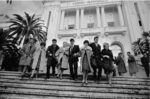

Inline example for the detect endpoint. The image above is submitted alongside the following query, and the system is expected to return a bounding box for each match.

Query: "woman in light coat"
[19,38,36,78]
[30,42,47,79]
[55,42,69,79]
[80,40,93,85]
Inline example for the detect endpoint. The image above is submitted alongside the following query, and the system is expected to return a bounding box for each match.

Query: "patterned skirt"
[82,54,90,72]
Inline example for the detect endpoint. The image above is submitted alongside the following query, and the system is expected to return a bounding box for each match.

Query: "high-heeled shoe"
[108,81,112,86]
[56,74,60,78]
[81,80,84,85]
[85,81,88,85]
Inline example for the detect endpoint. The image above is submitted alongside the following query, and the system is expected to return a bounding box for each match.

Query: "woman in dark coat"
[116,52,127,76]
[101,43,114,85]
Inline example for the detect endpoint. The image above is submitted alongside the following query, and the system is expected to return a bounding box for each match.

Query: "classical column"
[76,9,79,29]
[60,10,65,29]
[80,8,84,28]
[101,6,107,27]
[96,7,101,27]
[117,5,124,26]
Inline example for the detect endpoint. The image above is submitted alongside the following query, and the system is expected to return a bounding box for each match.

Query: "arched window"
[110,45,122,57]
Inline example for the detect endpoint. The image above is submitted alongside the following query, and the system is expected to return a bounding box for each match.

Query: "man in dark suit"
[69,39,80,80]
[141,53,149,77]
[46,39,59,79]
[90,36,102,80]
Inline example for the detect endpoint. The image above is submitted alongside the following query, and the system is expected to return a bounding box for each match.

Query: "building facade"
[42,0,150,62]
[0,0,149,61]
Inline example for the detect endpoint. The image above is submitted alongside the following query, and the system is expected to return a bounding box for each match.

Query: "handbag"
[102,58,114,70]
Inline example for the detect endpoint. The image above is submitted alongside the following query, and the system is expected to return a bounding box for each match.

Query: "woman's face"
[84,43,88,47]
[120,54,123,57]
[104,44,109,49]
[63,42,67,47]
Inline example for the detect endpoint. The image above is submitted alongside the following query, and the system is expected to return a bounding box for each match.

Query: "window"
[87,23,94,28]
[108,22,115,27]
[68,24,75,29]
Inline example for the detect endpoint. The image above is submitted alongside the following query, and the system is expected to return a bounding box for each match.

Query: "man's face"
[94,38,99,43]
[52,41,57,45]
[70,41,74,45]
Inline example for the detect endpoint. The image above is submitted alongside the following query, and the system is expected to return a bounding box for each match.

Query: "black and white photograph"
[0,0,150,98]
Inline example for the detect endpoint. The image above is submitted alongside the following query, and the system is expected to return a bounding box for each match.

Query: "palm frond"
[8,12,47,46]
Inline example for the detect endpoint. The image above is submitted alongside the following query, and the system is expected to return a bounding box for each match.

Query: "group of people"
[18,36,148,86]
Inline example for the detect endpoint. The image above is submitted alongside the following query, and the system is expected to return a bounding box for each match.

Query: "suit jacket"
[46,44,59,65]
[89,43,101,57]
[69,45,80,62]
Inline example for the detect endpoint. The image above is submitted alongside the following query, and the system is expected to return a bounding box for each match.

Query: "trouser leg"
[93,67,97,79]
[46,65,50,78]
[144,64,149,77]
[52,64,56,76]
[113,69,116,77]
[74,62,78,79]
[98,66,102,79]
[69,62,74,79]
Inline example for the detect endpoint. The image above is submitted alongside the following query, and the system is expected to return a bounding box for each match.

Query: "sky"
[0,0,44,17]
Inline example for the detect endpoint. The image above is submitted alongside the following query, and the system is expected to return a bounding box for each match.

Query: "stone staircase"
[0,71,149,99]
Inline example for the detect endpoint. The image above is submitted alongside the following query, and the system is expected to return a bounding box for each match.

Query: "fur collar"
[81,46,92,50]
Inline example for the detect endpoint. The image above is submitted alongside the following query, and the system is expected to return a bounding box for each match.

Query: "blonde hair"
[63,42,70,47]
[103,42,109,47]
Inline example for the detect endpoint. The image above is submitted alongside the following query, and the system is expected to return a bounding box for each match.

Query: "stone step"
[0,78,149,90]
[0,76,149,86]
[0,87,149,99]
[0,73,150,82]
[0,94,80,99]
[0,71,150,80]
[0,82,149,95]
[0,71,149,99]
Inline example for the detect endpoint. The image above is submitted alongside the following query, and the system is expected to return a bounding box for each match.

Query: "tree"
[132,32,150,56]
[0,28,18,52]
[8,12,47,45]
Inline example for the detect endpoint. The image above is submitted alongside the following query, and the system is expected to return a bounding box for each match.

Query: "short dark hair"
[70,38,74,42]
[52,39,57,42]
[40,42,46,47]
[94,36,99,40]
[83,40,89,45]
[127,52,130,54]
[119,52,123,56]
